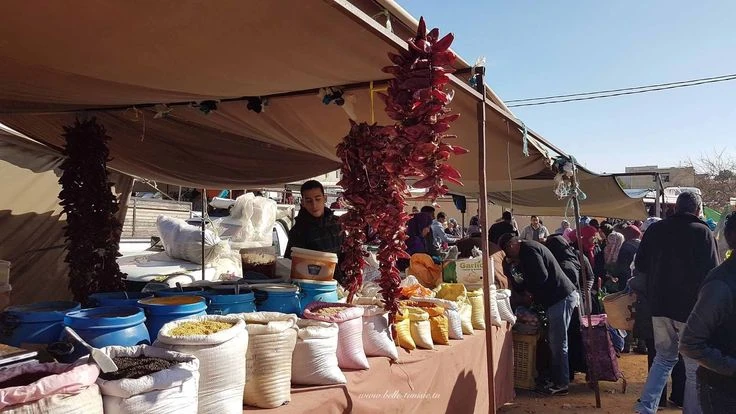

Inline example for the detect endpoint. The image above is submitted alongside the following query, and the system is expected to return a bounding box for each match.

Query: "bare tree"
[687,148,736,208]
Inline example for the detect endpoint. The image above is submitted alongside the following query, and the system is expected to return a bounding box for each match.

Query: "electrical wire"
[506,73,736,108]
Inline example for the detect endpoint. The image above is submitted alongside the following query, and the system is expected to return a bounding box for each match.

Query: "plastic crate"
[512,332,539,390]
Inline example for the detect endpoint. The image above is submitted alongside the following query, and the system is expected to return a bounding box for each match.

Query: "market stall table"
[243,323,514,413]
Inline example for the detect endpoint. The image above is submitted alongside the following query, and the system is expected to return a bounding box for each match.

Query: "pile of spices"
[99,356,175,381]
[169,320,233,336]
[313,307,343,317]
[0,371,54,388]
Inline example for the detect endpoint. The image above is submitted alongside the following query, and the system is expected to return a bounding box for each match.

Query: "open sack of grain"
[358,305,399,360]
[238,312,298,408]
[303,303,369,370]
[154,315,246,414]
[96,345,199,414]
[0,362,102,414]
[292,319,345,386]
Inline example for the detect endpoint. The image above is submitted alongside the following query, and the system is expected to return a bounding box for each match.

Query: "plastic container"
[0,301,81,347]
[154,286,209,297]
[512,332,540,390]
[294,279,338,315]
[241,246,277,278]
[252,284,300,314]
[63,306,150,356]
[89,291,154,307]
[138,296,208,340]
[205,283,256,315]
[290,247,338,281]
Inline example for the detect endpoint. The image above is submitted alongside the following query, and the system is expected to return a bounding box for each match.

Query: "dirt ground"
[499,353,681,414]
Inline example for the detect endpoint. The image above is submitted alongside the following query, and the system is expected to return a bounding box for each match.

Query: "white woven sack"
[238,312,298,408]
[410,297,463,340]
[458,300,474,335]
[154,315,246,414]
[292,320,345,385]
[359,305,399,360]
[96,345,199,414]
[2,384,103,414]
[496,289,516,325]
[490,285,503,327]
[156,215,223,264]
[303,304,369,370]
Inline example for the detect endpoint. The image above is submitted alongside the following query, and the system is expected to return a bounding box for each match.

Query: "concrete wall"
[620,165,695,189]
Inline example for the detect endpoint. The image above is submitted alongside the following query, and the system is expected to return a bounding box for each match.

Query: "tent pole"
[571,164,601,408]
[474,67,497,413]
[178,186,182,202]
[202,188,206,281]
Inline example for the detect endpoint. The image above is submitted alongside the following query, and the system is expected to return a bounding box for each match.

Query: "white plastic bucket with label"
[290,248,338,281]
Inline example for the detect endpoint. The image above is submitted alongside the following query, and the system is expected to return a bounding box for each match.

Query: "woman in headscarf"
[602,224,625,266]
[398,212,438,272]
[555,220,571,235]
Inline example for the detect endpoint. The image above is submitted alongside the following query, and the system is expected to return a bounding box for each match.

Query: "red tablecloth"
[244,323,514,414]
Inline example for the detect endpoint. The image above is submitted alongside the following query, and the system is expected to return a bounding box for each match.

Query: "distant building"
[620,165,695,189]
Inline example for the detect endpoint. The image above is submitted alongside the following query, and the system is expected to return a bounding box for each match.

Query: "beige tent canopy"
[0,0,644,220]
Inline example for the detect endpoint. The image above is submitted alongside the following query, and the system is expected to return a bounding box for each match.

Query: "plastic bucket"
[89,292,154,308]
[138,296,208,340]
[205,291,257,315]
[0,301,81,347]
[241,246,277,278]
[252,284,300,314]
[290,247,338,281]
[153,286,209,297]
[63,306,150,359]
[294,279,338,315]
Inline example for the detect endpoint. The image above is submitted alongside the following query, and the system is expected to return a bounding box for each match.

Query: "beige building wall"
[620,165,695,189]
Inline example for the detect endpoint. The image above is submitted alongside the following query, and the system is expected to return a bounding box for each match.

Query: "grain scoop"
[64,326,118,373]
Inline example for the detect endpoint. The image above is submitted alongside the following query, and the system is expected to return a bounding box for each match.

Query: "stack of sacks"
[435,283,473,335]
[401,301,449,345]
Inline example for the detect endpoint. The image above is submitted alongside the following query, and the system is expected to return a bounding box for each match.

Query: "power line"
[507,75,736,108]
[506,72,736,103]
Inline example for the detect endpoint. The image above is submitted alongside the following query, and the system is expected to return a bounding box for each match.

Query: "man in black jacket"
[680,211,736,413]
[634,191,719,414]
[285,180,343,280]
[499,234,577,395]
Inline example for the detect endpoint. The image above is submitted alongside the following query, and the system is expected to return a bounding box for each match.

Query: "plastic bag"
[219,194,277,248]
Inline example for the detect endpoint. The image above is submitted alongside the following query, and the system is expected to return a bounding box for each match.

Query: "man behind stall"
[285,180,343,279]
[499,233,577,396]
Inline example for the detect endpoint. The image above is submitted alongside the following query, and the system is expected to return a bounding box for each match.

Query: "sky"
[399,1,736,174]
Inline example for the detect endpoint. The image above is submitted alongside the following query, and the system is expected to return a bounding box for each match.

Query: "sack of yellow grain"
[401,301,449,345]
[467,289,485,330]
[393,309,415,351]
[405,307,433,350]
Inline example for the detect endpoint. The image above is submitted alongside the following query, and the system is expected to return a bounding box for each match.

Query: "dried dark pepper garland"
[59,117,127,305]
[337,17,466,320]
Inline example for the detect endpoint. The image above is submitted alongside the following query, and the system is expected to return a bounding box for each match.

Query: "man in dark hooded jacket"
[285,181,343,279]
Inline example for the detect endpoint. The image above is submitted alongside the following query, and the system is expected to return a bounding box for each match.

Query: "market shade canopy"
[0,0,643,217]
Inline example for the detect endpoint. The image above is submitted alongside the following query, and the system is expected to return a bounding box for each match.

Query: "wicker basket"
[602,291,636,331]
[512,332,539,390]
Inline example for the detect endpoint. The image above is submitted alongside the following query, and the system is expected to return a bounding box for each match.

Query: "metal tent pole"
[202,188,206,281]
[570,164,602,408]
[474,67,497,414]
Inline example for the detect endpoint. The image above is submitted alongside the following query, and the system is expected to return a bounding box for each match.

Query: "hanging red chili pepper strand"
[336,17,467,322]
[380,17,468,199]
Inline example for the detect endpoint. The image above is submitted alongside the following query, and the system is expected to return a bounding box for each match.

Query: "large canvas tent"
[0,0,645,307]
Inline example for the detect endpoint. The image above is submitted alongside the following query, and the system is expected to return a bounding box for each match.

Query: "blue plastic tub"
[0,301,81,347]
[153,287,209,297]
[63,306,150,356]
[204,284,256,315]
[138,296,207,340]
[294,280,339,315]
[89,292,153,307]
[253,284,300,314]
